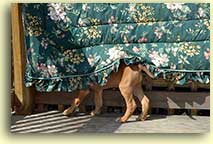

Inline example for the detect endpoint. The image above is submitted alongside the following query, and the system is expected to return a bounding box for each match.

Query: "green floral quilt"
[22,3,210,92]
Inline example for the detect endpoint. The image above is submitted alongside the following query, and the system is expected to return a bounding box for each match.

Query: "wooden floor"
[11,110,209,133]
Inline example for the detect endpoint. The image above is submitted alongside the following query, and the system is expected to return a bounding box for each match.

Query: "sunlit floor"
[11,110,209,133]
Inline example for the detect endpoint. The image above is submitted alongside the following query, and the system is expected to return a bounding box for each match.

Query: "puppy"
[63,62,154,122]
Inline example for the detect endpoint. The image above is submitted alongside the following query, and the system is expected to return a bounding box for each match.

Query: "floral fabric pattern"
[22,3,210,92]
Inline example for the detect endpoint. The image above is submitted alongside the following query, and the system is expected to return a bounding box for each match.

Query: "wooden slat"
[11,3,35,114]
[35,90,210,110]
[35,92,78,105]
[147,91,210,109]
[142,78,210,90]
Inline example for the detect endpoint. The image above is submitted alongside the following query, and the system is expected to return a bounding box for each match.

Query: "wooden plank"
[147,91,210,109]
[143,78,210,90]
[11,39,14,110]
[35,90,210,110]
[11,3,35,114]
[35,92,78,105]
[11,89,15,111]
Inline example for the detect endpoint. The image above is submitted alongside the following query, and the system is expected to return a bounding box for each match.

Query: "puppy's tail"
[138,64,154,79]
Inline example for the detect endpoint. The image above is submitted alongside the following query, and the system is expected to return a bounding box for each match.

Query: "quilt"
[21,3,210,92]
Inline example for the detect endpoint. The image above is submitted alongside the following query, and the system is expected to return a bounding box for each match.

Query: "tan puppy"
[63,62,154,122]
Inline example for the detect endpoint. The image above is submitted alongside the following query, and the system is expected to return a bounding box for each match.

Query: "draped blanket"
[22,3,210,92]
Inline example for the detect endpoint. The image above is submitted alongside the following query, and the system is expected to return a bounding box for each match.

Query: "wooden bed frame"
[11,4,210,115]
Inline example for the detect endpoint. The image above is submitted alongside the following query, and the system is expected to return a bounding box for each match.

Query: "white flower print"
[111,24,118,33]
[108,16,115,24]
[36,63,58,77]
[166,3,183,12]
[198,7,208,18]
[47,64,58,76]
[129,4,136,12]
[82,4,90,11]
[87,55,95,66]
[149,51,169,67]
[132,46,140,52]
[154,29,163,39]
[41,38,49,49]
[48,3,67,22]
[108,46,127,61]
[204,49,210,60]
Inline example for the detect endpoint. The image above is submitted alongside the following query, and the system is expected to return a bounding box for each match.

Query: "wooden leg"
[15,88,35,115]
[168,81,176,91]
[191,82,198,92]
[35,104,45,112]
[155,108,159,114]
[168,109,175,115]
[11,89,15,111]
[11,4,35,115]
[191,109,198,115]
[58,104,64,112]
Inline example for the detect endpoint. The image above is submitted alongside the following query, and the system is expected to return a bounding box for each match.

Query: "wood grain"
[11,3,35,114]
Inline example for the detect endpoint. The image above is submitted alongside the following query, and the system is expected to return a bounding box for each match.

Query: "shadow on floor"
[10,111,123,133]
[10,110,209,133]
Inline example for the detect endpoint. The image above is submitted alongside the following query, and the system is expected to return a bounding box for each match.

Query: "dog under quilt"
[21,3,210,92]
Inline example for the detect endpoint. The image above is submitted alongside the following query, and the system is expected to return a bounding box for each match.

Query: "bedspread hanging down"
[22,3,210,92]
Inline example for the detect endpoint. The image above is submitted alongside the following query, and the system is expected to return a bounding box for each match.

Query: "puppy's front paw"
[136,114,150,121]
[63,105,77,116]
[63,109,70,116]
[118,117,127,123]
[90,110,101,116]
[90,111,96,116]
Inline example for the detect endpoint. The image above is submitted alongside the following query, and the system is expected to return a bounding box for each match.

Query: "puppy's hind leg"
[91,87,103,116]
[133,84,150,121]
[119,86,136,123]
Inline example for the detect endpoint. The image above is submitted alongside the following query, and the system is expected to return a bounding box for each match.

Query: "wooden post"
[58,104,65,112]
[191,82,198,92]
[11,3,35,114]
[168,109,175,115]
[191,109,198,115]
